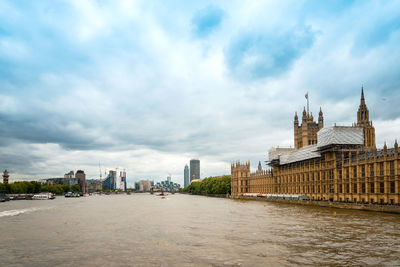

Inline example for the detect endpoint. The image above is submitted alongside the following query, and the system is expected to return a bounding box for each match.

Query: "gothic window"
[361,165,365,177]
[370,182,375,194]
[353,167,357,178]
[353,184,357,194]
[379,162,384,176]
[390,181,395,194]
[380,182,384,194]
[390,161,395,176]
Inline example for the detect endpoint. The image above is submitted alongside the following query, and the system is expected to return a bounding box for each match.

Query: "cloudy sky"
[1,0,400,186]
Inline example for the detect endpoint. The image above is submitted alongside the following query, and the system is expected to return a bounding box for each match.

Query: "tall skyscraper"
[2,170,9,184]
[75,170,86,193]
[184,164,189,187]
[120,171,127,191]
[103,170,117,190]
[189,159,200,181]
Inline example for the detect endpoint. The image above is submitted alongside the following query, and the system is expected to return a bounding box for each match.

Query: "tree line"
[0,181,81,195]
[181,175,231,195]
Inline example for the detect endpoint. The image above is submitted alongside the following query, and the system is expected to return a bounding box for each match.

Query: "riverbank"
[233,196,400,214]
[180,192,227,198]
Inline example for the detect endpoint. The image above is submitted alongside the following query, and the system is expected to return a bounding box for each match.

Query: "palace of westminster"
[231,88,400,204]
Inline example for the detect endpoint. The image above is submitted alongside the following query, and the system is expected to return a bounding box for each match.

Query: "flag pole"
[307,91,309,114]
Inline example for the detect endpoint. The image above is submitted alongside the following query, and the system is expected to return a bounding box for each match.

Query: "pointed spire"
[302,107,307,121]
[357,85,370,125]
[383,141,387,155]
[361,85,365,102]
[360,85,367,107]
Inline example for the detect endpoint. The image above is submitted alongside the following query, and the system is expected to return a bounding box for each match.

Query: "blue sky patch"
[192,5,224,38]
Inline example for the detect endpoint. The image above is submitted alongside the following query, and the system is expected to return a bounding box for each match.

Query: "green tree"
[181,175,231,195]
[71,184,80,192]
[61,184,70,193]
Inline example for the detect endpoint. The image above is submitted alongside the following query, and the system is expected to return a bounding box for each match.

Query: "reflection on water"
[0,194,399,266]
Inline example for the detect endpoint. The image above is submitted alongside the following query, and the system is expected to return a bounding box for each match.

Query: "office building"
[64,171,74,178]
[184,164,189,188]
[87,179,103,193]
[190,159,200,181]
[120,171,127,191]
[153,177,180,192]
[135,180,152,192]
[75,170,86,193]
[2,170,9,184]
[103,170,117,190]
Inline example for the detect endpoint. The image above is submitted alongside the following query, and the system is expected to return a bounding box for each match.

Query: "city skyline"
[1,1,400,186]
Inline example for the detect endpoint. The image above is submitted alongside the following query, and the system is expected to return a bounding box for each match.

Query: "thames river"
[0,194,399,266]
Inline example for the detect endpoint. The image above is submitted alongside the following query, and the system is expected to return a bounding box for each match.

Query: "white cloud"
[1,0,400,183]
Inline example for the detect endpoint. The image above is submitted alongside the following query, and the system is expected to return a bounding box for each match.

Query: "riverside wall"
[233,196,400,214]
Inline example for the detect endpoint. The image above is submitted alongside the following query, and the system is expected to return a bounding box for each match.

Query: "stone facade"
[231,88,400,204]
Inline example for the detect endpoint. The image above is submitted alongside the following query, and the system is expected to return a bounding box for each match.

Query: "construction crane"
[99,162,102,181]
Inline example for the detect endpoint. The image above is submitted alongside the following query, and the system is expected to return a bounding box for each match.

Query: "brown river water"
[0,194,399,266]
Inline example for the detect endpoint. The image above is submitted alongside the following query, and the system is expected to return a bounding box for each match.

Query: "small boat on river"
[32,193,55,200]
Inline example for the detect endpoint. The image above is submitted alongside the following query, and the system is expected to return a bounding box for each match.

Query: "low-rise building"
[153,177,180,192]
[87,179,103,193]
[43,177,78,186]
[135,180,153,192]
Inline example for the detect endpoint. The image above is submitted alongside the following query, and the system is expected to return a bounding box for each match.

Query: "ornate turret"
[2,170,9,184]
[318,107,324,129]
[258,161,262,171]
[294,105,323,149]
[383,142,388,156]
[294,112,298,126]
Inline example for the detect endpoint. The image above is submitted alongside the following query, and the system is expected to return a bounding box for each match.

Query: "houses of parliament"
[231,88,400,204]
